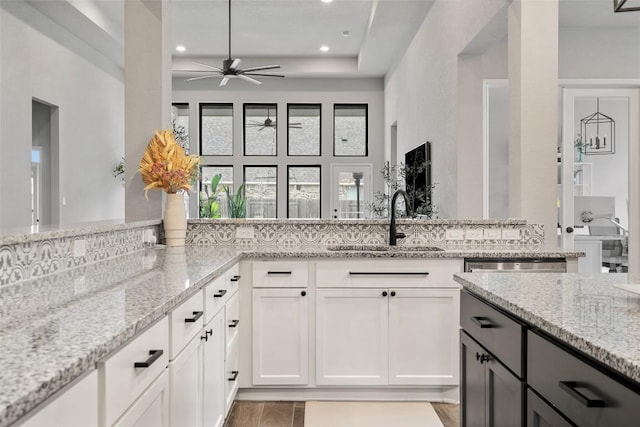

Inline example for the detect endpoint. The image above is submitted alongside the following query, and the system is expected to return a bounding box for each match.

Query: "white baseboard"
[236,387,460,404]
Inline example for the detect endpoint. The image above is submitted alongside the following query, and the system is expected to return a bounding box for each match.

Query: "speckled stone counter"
[0,244,581,427]
[454,272,640,385]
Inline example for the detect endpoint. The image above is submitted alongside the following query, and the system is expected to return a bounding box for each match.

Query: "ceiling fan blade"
[220,76,230,86]
[244,73,285,78]
[185,74,221,82]
[230,58,242,69]
[237,74,262,85]
[257,126,267,131]
[240,65,280,72]
[191,61,223,72]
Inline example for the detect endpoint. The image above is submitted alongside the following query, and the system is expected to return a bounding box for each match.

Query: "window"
[288,104,321,156]
[171,103,190,150]
[200,103,233,156]
[244,166,277,218]
[200,166,233,218]
[288,166,321,218]
[244,104,277,156]
[334,104,368,156]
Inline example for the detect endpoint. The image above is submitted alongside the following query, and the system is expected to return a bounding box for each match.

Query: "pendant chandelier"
[580,98,615,155]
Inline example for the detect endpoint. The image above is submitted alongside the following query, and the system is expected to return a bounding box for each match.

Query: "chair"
[589,218,627,272]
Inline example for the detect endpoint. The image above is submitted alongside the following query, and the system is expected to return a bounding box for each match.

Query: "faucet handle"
[396,232,406,239]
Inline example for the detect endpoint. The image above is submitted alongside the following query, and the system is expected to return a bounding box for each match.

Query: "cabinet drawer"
[252,261,308,287]
[528,331,640,427]
[225,336,240,413]
[101,317,169,427]
[460,291,524,377]
[316,259,461,288]
[226,263,241,295]
[225,291,240,353]
[169,291,204,359]
[204,274,227,323]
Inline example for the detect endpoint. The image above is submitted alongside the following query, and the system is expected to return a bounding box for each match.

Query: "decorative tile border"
[186,219,545,250]
[0,223,161,288]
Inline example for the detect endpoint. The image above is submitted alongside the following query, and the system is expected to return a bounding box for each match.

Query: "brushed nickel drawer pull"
[559,381,606,408]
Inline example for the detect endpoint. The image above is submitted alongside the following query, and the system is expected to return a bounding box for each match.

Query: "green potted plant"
[225,184,247,218]
[199,174,223,218]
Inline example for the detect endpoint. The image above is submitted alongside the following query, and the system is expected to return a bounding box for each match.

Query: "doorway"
[560,87,639,273]
[32,99,59,226]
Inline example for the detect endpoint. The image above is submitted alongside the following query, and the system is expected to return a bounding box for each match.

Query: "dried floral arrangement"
[139,129,199,197]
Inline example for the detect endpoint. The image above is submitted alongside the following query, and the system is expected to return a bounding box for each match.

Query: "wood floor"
[224,401,459,427]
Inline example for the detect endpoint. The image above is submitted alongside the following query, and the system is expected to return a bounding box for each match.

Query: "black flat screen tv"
[404,141,432,216]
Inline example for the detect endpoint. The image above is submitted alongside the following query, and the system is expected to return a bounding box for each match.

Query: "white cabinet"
[315,259,460,387]
[18,371,98,427]
[316,288,389,386]
[169,335,202,427]
[388,289,459,385]
[252,288,309,385]
[101,317,169,427]
[202,310,225,427]
[112,371,170,427]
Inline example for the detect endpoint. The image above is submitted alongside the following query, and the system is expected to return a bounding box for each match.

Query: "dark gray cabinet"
[461,290,525,427]
[462,289,640,427]
[527,389,574,427]
[461,331,524,427]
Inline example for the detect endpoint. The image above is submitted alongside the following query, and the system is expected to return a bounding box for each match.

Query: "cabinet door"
[169,335,202,427]
[486,352,523,427]
[527,389,574,427]
[252,288,309,385]
[461,332,486,427]
[20,371,98,427]
[112,371,170,427]
[202,311,225,427]
[388,289,459,385]
[316,288,388,385]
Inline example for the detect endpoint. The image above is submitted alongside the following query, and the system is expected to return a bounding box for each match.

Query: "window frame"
[198,165,234,218]
[333,103,369,157]
[243,103,278,157]
[199,103,234,157]
[243,165,279,219]
[286,165,322,219]
[287,103,322,156]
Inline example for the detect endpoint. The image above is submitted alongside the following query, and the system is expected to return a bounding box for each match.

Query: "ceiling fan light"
[614,0,640,12]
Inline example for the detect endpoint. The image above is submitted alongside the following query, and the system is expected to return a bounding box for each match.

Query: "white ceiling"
[18,0,640,79]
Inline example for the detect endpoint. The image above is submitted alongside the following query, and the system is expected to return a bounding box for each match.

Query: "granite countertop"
[0,244,582,427]
[454,272,640,385]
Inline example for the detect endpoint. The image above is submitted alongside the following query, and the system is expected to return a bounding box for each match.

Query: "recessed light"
[176,45,186,52]
[320,45,330,52]
[342,30,351,37]
[321,0,333,3]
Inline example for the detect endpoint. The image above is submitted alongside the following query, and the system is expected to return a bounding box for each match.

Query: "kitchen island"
[455,272,640,426]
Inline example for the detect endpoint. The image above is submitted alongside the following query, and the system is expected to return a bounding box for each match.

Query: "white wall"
[384,0,506,218]
[173,77,385,219]
[0,2,124,229]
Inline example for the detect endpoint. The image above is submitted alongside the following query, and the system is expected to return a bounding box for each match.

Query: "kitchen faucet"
[389,189,413,245]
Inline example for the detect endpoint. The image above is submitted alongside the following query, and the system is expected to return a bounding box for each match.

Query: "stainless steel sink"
[326,245,444,252]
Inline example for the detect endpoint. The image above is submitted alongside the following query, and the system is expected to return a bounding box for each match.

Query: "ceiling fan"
[246,109,302,131]
[183,0,285,86]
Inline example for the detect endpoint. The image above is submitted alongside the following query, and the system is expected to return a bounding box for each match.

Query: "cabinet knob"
[390,291,396,297]
[479,353,492,364]
[382,291,388,297]
[566,226,574,234]
[301,290,306,296]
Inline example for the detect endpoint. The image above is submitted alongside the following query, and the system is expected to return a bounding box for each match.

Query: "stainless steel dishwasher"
[464,258,567,273]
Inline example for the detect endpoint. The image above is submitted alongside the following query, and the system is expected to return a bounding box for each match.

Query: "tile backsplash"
[187,219,544,251]
[0,222,160,287]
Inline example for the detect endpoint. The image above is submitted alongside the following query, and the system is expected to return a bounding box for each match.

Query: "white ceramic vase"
[164,193,187,247]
